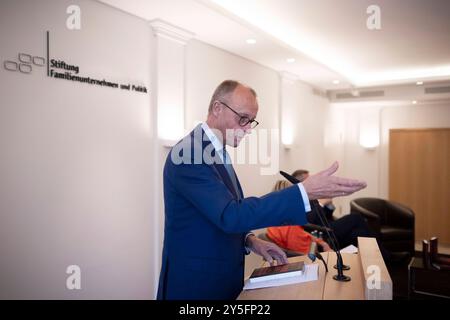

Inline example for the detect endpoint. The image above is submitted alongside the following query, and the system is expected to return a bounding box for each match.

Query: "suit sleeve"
[167,159,308,234]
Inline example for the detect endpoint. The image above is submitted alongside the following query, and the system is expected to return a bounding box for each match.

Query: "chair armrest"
[350,202,381,232]
[387,202,415,228]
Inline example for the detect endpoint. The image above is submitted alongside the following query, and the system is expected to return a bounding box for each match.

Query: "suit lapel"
[195,126,240,200]
[213,161,240,200]
[235,174,244,199]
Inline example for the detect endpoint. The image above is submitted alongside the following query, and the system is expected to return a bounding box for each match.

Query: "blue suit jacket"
[157,124,307,300]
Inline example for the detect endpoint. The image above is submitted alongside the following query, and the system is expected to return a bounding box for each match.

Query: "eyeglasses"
[218,101,259,129]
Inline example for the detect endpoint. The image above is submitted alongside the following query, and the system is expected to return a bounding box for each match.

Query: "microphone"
[279,170,300,185]
[307,240,318,262]
[279,170,351,282]
[307,239,329,273]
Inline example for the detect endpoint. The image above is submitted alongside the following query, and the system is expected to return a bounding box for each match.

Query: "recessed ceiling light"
[332,80,340,85]
[416,81,423,85]
[246,39,256,44]
[286,58,296,63]
[412,100,417,104]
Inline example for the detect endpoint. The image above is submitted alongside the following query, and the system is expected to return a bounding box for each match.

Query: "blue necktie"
[222,148,241,200]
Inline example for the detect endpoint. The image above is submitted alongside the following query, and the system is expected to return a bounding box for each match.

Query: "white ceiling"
[99,0,450,91]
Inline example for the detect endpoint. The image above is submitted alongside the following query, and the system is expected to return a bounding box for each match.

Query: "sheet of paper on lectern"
[339,244,358,254]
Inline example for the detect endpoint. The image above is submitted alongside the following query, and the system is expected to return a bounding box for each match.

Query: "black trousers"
[330,213,373,247]
[308,208,392,261]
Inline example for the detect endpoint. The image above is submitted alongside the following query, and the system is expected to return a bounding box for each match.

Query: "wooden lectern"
[238,237,392,300]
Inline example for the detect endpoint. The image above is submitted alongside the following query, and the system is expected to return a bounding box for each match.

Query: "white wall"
[324,104,383,215]
[0,0,155,299]
[279,81,328,175]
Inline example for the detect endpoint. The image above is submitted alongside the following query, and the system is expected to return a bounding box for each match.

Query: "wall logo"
[4,53,46,74]
[3,31,148,94]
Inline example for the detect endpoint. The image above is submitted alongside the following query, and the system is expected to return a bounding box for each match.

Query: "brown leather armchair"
[350,197,415,257]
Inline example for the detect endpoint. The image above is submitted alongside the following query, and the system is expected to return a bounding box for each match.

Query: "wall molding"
[149,19,195,45]
[279,71,299,84]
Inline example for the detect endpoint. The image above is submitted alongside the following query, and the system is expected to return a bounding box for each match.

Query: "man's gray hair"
[208,80,257,113]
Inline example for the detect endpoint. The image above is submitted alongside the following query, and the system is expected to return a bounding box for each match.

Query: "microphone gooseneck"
[311,200,351,281]
[310,201,350,271]
[315,251,328,273]
[279,170,351,282]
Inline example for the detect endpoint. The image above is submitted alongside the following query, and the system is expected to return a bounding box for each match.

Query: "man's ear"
[211,101,222,117]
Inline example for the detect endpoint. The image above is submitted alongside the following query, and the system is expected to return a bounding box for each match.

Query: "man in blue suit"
[157,80,366,300]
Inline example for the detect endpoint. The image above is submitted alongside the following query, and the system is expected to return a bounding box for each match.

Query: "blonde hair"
[272,180,292,192]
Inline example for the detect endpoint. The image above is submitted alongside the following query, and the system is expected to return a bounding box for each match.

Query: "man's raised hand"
[302,162,367,200]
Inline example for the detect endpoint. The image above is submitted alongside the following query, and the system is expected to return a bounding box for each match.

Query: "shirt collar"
[201,122,224,154]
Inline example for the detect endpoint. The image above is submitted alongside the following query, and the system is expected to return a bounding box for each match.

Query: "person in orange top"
[267,180,332,254]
